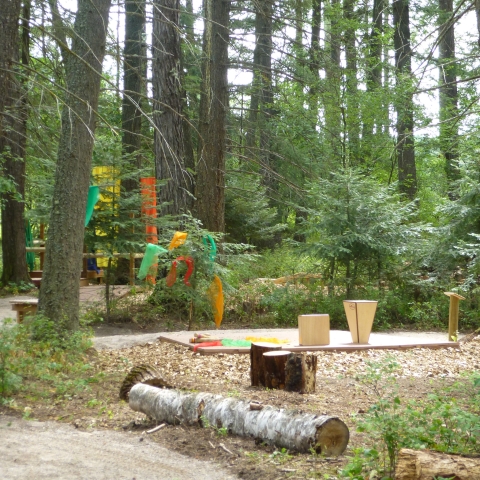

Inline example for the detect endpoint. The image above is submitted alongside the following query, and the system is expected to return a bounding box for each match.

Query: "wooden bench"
[86,270,104,284]
[9,298,38,323]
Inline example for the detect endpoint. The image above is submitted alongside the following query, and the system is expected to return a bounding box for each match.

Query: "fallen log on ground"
[128,383,349,455]
[395,448,480,480]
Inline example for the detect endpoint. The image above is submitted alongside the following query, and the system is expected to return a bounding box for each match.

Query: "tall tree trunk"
[153,0,191,215]
[476,0,480,47]
[38,0,112,331]
[122,0,145,193]
[246,0,274,187]
[308,0,321,119]
[0,0,22,138]
[324,0,342,166]
[181,0,197,191]
[393,0,417,200]
[361,0,383,160]
[0,0,30,285]
[195,0,230,233]
[438,0,459,195]
[343,0,359,165]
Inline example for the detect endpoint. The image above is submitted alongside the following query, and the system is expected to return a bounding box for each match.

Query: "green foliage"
[225,157,286,245]
[301,169,420,296]
[341,360,480,479]
[0,321,23,398]
[0,315,96,401]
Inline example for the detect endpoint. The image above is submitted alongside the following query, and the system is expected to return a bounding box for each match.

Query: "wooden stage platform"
[159,328,459,355]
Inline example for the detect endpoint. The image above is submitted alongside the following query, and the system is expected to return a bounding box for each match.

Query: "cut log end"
[119,364,172,401]
[314,417,350,456]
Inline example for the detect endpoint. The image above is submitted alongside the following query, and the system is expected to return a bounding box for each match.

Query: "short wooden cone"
[263,351,291,389]
[343,300,378,344]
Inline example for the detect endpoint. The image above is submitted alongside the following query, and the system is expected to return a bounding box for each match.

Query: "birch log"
[129,383,350,455]
[395,448,480,480]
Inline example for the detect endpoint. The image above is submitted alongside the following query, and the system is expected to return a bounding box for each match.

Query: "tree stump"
[395,448,480,480]
[250,342,282,387]
[285,353,317,394]
[263,351,291,389]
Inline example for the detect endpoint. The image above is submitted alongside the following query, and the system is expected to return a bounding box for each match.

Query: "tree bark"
[285,353,317,394]
[393,0,417,200]
[343,0,359,165]
[438,0,459,194]
[0,0,30,285]
[115,0,145,284]
[122,0,145,193]
[263,351,291,389]
[129,383,350,455]
[195,0,230,233]
[361,0,383,160]
[153,0,191,215]
[395,448,480,480]
[325,0,343,166]
[0,0,22,139]
[38,0,112,331]
[250,342,282,387]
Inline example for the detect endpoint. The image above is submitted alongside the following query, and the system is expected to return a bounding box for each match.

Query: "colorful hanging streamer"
[166,256,195,287]
[169,231,188,250]
[207,275,224,328]
[138,243,168,280]
[202,235,217,263]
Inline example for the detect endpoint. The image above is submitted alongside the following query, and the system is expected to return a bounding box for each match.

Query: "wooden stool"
[9,299,38,323]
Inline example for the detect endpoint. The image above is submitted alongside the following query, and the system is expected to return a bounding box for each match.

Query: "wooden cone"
[263,351,291,389]
[250,342,282,387]
[285,353,317,394]
[343,300,378,343]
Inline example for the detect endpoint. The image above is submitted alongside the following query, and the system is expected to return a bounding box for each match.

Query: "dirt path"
[0,415,236,480]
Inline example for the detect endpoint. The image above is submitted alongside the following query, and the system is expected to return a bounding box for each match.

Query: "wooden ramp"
[159,328,459,355]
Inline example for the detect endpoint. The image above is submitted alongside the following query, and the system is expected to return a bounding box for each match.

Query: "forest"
[3,2,480,478]
[1,0,480,332]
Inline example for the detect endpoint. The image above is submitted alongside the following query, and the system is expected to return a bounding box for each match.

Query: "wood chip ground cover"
[3,338,480,479]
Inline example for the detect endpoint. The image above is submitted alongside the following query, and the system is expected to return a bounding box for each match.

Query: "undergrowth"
[0,315,99,403]
[340,358,480,479]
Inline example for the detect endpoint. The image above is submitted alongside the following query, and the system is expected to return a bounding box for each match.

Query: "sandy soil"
[0,415,236,480]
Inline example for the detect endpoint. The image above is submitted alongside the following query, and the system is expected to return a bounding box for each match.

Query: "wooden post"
[129,252,135,286]
[444,292,466,341]
[285,353,317,394]
[39,223,45,270]
[250,342,282,387]
[263,351,291,389]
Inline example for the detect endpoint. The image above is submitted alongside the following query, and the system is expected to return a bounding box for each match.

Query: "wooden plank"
[159,332,459,356]
[26,247,144,259]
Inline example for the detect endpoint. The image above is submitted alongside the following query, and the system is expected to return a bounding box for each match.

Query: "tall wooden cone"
[343,300,378,344]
